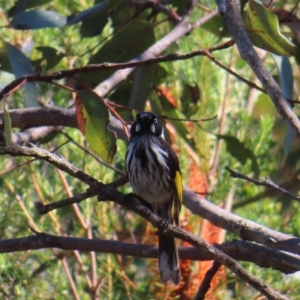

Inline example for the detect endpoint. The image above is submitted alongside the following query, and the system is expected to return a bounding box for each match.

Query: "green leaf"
[252,93,276,120]
[77,90,116,163]
[8,0,52,17]
[80,8,108,37]
[180,83,201,118]
[273,55,294,164]
[245,0,297,56]
[152,65,168,85]
[80,20,155,88]
[109,0,135,28]
[6,43,34,77]
[5,43,38,107]
[10,10,67,29]
[0,50,13,73]
[34,46,65,71]
[67,1,107,25]
[128,66,154,111]
[3,103,12,146]
[217,134,259,178]
[200,14,227,37]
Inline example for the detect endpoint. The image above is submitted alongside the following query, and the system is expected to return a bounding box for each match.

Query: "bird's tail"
[158,235,180,285]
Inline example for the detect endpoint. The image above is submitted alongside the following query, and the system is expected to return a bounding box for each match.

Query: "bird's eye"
[154,118,157,124]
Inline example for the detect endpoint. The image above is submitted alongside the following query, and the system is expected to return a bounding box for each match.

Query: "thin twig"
[97,193,288,299]
[0,144,99,186]
[203,49,265,93]
[0,11,220,100]
[34,190,97,215]
[194,261,222,300]
[226,167,300,203]
[61,131,125,175]
[183,187,300,255]
[61,257,80,300]
[34,176,128,214]
[220,0,300,137]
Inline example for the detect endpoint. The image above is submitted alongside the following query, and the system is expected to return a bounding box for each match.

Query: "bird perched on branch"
[125,111,182,285]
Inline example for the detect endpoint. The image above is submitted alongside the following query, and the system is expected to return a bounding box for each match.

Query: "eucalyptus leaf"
[217,134,260,178]
[8,0,52,17]
[245,0,297,56]
[273,55,294,164]
[67,1,108,25]
[80,20,155,88]
[34,46,65,70]
[10,10,67,29]
[5,43,38,107]
[128,66,154,111]
[76,90,116,163]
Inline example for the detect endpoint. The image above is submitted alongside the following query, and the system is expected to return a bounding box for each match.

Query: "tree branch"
[0,233,298,275]
[10,126,61,144]
[97,194,287,299]
[0,144,98,186]
[0,11,220,100]
[0,143,294,298]
[226,167,300,203]
[220,0,300,136]
[0,232,292,300]
[194,260,222,300]
[2,144,300,258]
[94,11,218,96]
[2,143,300,262]
[0,106,77,129]
[184,187,300,255]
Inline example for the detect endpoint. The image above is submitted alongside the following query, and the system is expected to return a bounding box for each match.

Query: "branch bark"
[0,144,98,186]
[184,187,300,255]
[194,261,222,300]
[220,0,300,136]
[0,144,294,299]
[94,11,218,96]
[0,106,77,129]
[1,144,300,257]
[0,234,297,274]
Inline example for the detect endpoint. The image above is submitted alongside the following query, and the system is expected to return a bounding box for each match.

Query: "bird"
[125,111,182,285]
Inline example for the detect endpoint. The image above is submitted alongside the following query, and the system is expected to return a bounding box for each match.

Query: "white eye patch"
[135,123,141,132]
[150,124,155,133]
[160,127,165,140]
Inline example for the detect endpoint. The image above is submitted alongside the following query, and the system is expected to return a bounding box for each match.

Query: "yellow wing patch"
[174,171,183,207]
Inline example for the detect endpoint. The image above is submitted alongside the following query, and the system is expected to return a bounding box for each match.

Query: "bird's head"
[130,112,163,137]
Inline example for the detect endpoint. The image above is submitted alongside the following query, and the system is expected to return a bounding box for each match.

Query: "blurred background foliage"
[1,0,300,299]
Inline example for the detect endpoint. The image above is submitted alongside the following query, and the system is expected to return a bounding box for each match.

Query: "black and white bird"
[125,111,182,285]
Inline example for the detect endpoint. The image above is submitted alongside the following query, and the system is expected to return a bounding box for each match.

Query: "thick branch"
[184,187,300,255]
[220,0,300,136]
[2,143,299,260]
[0,233,298,275]
[0,144,98,186]
[97,193,287,299]
[0,107,127,141]
[94,11,218,96]
[0,144,293,298]
[0,107,77,129]
[10,126,61,144]
[0,233,292,300]
[0,32,234,100]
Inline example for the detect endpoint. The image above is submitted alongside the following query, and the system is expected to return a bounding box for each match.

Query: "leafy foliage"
[0,0,300,299]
